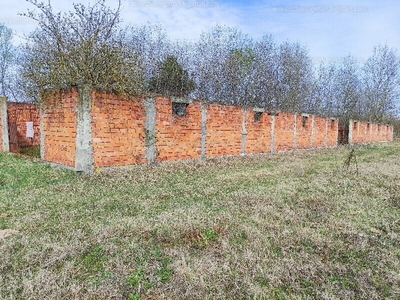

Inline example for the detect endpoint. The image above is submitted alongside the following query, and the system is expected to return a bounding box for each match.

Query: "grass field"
[0,142,399,299]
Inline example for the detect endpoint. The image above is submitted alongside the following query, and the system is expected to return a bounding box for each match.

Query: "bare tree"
[334,56,363,126]
[21,0,145,102]
[0,23,14,97]
[126,23,171,83]
[252,35,279,110]
[362,45,400,123]
[313,61,338,117]
[223,47,256,106]
[192,25,252,103]
[276,41,314,113]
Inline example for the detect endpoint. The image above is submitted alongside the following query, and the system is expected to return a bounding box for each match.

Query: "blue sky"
[1,0,399,63]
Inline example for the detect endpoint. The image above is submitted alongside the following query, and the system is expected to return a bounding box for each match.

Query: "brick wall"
[91,92,146,167]
[155,98,202,161]
[312,116,326,148]
[349,120,393,144]
[245,109,271,154]
[327,118,339,147]
[274,112,295,151]
[41,90,78,167]
[206,103,242,157]
[7,102,40,150]
[296,114,312,149]
[37,89,395,171]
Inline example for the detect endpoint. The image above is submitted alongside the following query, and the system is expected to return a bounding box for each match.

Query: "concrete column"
[270,113,276,153]
[241,108,247,155]
[348,119,353,145]
[293,113,297,149]
[0,96,9,152]
[335,119,339,147]
[310,115,315,148]
[40,104,45,160]
[144,97,157,164]
[324,118,328,148]
[75,85,94,173]
[391,126,394,141]
[200,102,207,160]
[365,122,369,143]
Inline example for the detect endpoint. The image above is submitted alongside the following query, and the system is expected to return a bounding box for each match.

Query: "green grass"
[0,142,399,299]
[18,145,41,158]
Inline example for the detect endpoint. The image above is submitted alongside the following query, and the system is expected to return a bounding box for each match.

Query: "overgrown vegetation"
[18,145,40,158]
[1,142,399,299]
[0,1,399,127]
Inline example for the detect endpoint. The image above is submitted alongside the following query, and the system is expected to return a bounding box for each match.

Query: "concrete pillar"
[75,85,94,173]
[241,108,247,155]
[310,115,315,148]
[365,122,368,143]
[348,119,353,145]
[40,104,45,160]
[270,113,276,153]
[144,97,157,164]
[391,126,394,141]
[335,119,339,147]
[0,96,9,152]
[293,113,297,149]
[201,102,207,160]
[324,118,328,148]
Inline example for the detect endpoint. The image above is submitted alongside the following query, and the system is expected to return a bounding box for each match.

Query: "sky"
[1,0,399,64]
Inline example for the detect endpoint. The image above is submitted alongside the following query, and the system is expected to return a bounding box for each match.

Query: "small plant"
[156,256,172,283]
[140,128,156,146]
[19,146,40,158]
[80,244,107,274]
[128,293,140,300]
[344,148,359,175]
[128,268,144,287]
[203,228,218,241]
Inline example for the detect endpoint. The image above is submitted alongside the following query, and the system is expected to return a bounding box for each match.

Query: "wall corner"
[200,102,207,160]
[75,85,94,173]
[0,96,9,152]
[144,96,157,164]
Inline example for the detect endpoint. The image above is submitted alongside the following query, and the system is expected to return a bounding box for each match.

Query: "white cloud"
[0,0,398,60]
[120,0,240,40]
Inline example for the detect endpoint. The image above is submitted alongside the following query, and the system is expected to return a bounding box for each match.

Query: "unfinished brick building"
[0,97,40,153]
[0,92,394,172]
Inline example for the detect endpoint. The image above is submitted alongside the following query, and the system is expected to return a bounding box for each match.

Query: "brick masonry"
[245,108,271,154]
[91,91,147,167]
[6,102,40,151]
[349,120,393,145]
[274,112,296,151]
[41,90,78,167]
[155,97,202,161]
[1,90,394,170]
[206,103,243,157]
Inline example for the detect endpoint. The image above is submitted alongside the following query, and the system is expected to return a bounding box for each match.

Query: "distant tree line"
[0,0,399,131]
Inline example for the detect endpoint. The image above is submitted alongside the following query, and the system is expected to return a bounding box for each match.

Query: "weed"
[0,142,399,299]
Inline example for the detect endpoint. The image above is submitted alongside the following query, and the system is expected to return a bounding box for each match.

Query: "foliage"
[148,55,195,97]
[0,23,14,97]
[20,0,145,101]
[362,45,400,123]
[0,1,397,127]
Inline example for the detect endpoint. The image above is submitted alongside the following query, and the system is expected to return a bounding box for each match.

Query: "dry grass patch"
[0,142,400,299]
